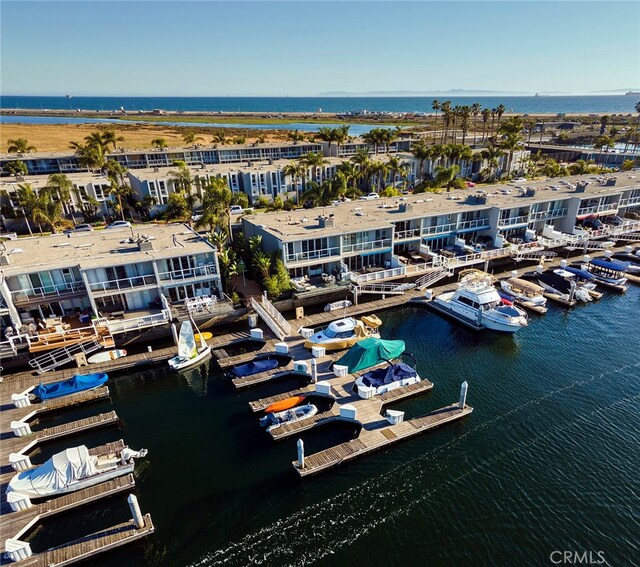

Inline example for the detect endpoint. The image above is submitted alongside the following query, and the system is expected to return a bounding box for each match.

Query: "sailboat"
[168,319,212,370]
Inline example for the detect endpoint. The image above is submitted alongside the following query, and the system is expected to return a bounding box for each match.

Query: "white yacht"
[433,272,528,333]
[304,315,381,351]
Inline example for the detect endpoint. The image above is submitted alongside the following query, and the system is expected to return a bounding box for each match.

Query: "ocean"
[1,95,639,115]
[23,283,640,567]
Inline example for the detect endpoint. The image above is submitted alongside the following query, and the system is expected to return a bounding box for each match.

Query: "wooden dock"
[294,403,473,477]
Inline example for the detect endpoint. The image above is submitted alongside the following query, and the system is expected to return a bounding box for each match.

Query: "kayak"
[194,332,212,342]
[265,395,306,414]
[87,349,127,364]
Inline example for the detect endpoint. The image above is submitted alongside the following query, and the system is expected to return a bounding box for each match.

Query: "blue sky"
[1,1,638,96]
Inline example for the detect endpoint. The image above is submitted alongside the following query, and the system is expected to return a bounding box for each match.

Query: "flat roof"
[0,172,111,191]
[0,223,215,276]
[244,173,640,241]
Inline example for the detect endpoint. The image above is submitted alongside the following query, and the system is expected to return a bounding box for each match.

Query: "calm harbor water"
[24,284,639,567]
[1,95,639,115]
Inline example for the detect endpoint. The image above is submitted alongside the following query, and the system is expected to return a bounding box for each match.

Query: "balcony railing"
[457,218,490,231]
[394,228,421,240]
[284,246,341,264]
[547,208,568,219]
[620,196,640,207]
[342,238,392,254]
[89,274,157,294]
[422,222,457,236]
[95,310,171,334]
[498,214,529,227]
[350,266,407,284]
[578,203,620,216]
[528,211,548,221]
[11,281,86,304]
[157,263,217,282]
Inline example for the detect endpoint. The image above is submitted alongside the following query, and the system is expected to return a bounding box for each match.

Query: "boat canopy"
[561,267,595,280]
[7,445,98,498]
[32,373,108,400]
[506,277,544,294]
[360,362,417,388]
[590,258,629,272]
[335,337,405,373]
[230,358,279,378]
[361,314,382,328]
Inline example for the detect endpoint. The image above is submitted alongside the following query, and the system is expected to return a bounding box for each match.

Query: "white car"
[359,192,380,200]
[512,177,527,183]
[106,220,132,229]
[229,205,244,214]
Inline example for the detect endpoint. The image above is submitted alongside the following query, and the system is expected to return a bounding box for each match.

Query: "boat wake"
[189,361,640,566]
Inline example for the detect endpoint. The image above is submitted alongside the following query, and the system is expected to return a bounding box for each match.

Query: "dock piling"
[459,381,469,409]
[127,494,145,529]
[10,420,32,437]
[297,438,305,469]
[9,453,32,471]
[5,539,33,562]
[311,359,318,383]
[6,491,33,512]
[171,323,179,346]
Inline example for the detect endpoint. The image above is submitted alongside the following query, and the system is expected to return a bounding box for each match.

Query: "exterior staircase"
[415,266,452,290]
[353,282,416,296]
[250,294,291,341]
[28,338,103,374]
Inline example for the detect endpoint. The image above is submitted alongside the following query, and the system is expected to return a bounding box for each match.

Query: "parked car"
[359,192,380,200]
[230,205,244,214]
[64,224,94,234]
[465,181,476,188]
[512,177,527,183]
[106,220,132,229]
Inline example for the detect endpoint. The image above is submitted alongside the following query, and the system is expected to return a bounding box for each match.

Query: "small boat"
[265,395,306,413]
[87,349,127,364]
[260,403,318,431]
[304,315,382,351]
[335,337,406,373]
[553,267,597,302]
[432,271,527,333]
[582,258,628,286]
[499,277,547,307]
[194,332,213,342]
[324,300,353,312]
[526,270,578,302]
[168,320,212,370]
[32,373,108,400]
[229,357,280,378]
[6,444,147,500]
[611,250,640,274]
[355,357,421,399]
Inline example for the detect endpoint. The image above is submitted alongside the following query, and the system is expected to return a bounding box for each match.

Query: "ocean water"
[22,284,640,567]
[1,95,639,115]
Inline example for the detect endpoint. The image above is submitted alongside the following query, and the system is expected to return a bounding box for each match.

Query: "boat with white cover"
[6,444,147,500]
[432,271,528,333]
[304,315,381,351]
[260,403,318,432]
[355,356,421,399]
[168,319,212,370]
[324,299,353,312]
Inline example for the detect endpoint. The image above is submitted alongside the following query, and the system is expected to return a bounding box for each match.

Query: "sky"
[1,1,639,96]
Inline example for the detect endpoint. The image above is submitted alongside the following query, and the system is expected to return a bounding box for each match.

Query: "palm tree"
[410,140,431,182]
[593,135,615,169]
[182,131,204,146]
[490,108,498,140]
[16,183,55,235]
[440,101,451,144]
[499,133,525,179]
[211,130,227,145]
[351,148,372,191]
[495,104,506,133]
[196,177,233,238]
[336,161,360,197]
[315,127,335,152]
[459,106,472,145]
[333,125,350,156]
[431,99,440,142]
[300,152,329,185]
[434,164,461,192]
[481,108,491,142]
[101,129,124,151]
[168,160,193,193]
[282,161,306,204]
[252,251,272,282]
[151,138,168,149]
[217,247,239,292]
[7,138,36,154]
[47,173,73,217]
[103,160,131,220]
[370,161,389,191]
[287,130,306,144]
[480,144,505,181]
[386,156,404,188]
[471,103,482,145]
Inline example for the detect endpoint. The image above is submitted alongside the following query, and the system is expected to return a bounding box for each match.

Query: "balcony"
[498,214,529,228]
[457,218,490,231]
[342,238,392,255]
[529,211,548,221]
[88,274,157,295]
[157,263,218,283]
[11,281,87,306]
[578,203,619,216]
[394,228,421,241]
[422,222,457,236]
[620,196,640,207]
[284,246,341,266]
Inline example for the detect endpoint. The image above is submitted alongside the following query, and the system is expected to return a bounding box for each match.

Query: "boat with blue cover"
[230,357,281,378]
[32,373,108,400]
[581,258,629,286]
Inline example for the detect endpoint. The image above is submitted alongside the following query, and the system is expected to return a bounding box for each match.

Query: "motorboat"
[6,444,147,500]
[168,320,212,370]
[265,396,306,413]
[611,249,640,274]
[355,357,421,399]
[525,270,578,302]
[335,337,406,373]
[432,271,528,333]
[324,300,353,312]
[304,315,382,351]
[229,357,282,378]
[499,277,547,307]
[553,267,597,302]
[32,373,108,400]
[581,258,628,286]
[87,350,127,364]
[260,403,318,432]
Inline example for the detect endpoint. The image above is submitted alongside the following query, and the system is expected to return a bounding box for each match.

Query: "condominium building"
[0,224,223,336]
[242,173,640,282]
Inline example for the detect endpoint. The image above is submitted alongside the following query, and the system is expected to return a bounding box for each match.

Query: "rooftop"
[243,173,640,241]
[0,172,111,192]
[0,223,215,276]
